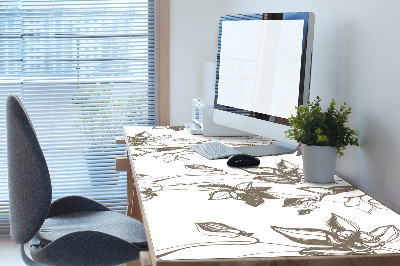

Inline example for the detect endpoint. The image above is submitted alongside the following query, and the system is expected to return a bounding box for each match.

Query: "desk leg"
[124,252,151,266]
[115,138,142,220]
[139,252,152,266]
[126,169,134,217]
[115,155,143,222]
[128,170,143,223]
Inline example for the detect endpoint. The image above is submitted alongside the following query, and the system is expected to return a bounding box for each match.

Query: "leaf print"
[300,186,356,195]
[298,209,313,215]
[129,148,154,157]
[128,131,172,146]
[156,222,259,258]
[139,182,163,201]
[271,226,331,246]
[227,191,238,198]
[199,182,277,207]
[282,197,320,215]
[299,187,332,194]
[329,186,357,194]
[209,191,232,200]
[185,164,227,175]
[127,131,151,145]
[154,148,192,163]
[280,186,359,217]
[169,126,185,131]
[282,198,300,207]
[367,198,386,209]
[236,182,253,190]
[344,195,386,214]
[327,213,360,232]
[151,126,185,131]
[300,246,367,256]
[345,197,361,207]
[142,188,158,200]
[243,195,265,207]
[245,160,303,184]
[283,197,317,208]
[271,213,400,255]
[326,234,344,245]
[251,188,279,199]
[195,222,253,238]
[367,225,400,243]
[277,186,359,216]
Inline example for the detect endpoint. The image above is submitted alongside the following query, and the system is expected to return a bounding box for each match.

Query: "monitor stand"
[232,141,298,157]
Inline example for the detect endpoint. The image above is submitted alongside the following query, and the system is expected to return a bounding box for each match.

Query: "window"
[0,0,169,236]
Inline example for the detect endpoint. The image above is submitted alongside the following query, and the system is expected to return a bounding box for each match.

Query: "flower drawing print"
[184,164,228,176]
[241,159,304,184]
[152,125,185,131]
[153,147,193,163]
[127,131,172,147]
[155,222,259,258]
[283,186,357,215]
[344,194,387,214]
[195,222,255,238]
[272,213,400,255]
[199,182,278,207]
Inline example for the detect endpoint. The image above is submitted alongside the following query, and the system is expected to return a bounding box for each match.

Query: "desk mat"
[125,126,400,260]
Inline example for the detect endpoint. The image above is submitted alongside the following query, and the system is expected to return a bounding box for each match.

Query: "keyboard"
[189,142,243,160]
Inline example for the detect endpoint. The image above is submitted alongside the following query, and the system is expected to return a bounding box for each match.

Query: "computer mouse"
[227,154,260,167]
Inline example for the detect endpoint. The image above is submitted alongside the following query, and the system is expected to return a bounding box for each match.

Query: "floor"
[0,237,140,266]
[0,237,25,266]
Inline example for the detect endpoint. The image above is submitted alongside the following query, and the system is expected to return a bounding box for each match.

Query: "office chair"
[6,94,148,265]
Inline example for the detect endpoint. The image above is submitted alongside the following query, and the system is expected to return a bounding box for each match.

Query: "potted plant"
[285,96,359,183]
[73,83,134,186]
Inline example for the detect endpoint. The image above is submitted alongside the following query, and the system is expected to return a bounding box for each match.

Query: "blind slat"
[0,0,159,236]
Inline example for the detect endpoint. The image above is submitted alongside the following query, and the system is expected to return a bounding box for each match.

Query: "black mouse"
[227,154,260,167]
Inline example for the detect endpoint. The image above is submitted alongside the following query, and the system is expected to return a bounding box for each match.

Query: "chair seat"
[37,211,147,248]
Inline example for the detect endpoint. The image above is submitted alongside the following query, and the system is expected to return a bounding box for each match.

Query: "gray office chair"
[6,94,148,265]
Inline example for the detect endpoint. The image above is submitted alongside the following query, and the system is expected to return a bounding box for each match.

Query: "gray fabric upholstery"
[47,195,110,218]
[37,211,147,248]
[7,94,52,244]
[7,94,148,265]
[30,230,145,266]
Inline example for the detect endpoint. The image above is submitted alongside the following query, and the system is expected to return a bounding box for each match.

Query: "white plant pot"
[301,144,338,183]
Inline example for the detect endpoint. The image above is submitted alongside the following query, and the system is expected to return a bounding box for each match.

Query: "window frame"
[156,0,170,126]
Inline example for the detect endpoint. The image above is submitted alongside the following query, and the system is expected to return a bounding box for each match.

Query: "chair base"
[20,244,45,266]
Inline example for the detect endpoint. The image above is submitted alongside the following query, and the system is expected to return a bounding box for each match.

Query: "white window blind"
[0,0,159,236]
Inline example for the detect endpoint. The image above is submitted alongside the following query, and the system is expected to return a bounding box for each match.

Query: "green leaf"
[285,97,359,157]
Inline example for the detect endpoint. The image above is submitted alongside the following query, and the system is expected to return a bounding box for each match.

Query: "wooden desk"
[123,126,400,266]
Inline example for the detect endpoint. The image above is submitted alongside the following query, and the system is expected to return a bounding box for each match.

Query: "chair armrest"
[47,195,110,218]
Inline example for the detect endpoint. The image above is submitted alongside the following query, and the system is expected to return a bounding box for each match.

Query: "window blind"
[0,0,159,236]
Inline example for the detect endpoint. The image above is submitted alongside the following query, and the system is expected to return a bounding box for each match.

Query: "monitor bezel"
[214,12,314,126]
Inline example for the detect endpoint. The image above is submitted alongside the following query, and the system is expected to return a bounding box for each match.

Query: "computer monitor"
[213,12,315,156]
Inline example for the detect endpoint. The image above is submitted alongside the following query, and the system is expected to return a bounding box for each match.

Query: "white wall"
[170,0,400,212]
[170,0,227,124]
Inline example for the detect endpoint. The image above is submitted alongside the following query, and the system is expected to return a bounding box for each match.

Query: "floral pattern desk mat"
[124,126,400,261]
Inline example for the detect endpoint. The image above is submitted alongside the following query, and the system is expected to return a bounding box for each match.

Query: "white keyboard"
[189,142,243,160]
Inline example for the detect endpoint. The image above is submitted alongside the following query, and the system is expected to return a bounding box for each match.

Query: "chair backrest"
[6,94,52,244]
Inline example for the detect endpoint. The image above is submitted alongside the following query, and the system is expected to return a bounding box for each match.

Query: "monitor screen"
[217,19,304,118]
[213,13,314,156]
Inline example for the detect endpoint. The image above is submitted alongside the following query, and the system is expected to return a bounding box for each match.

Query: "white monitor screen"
[217,19,304,118]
